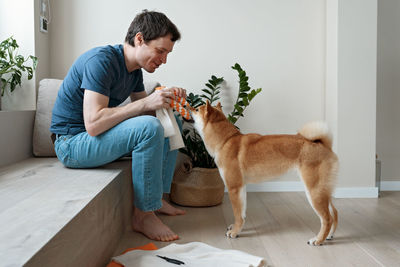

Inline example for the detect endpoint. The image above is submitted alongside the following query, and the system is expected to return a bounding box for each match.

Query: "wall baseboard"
[380,181,400,191]
[243,181,389,198]
[333,187,378,198]
[246,182,304,192]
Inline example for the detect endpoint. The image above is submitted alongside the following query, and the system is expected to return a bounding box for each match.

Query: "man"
[50,10,186,242]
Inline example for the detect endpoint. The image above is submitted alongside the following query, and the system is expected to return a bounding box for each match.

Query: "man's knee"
[125,115,164,141]
[144,116,164,137]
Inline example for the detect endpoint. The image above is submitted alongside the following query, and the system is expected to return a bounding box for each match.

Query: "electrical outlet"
[40,16,48,33]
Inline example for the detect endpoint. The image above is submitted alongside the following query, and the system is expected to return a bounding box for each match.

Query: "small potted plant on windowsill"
[170,63,262,207]
[0,36,38,110]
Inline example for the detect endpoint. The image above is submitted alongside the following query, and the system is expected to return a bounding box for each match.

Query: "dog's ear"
[216,102,222,111]
[205,100,212,114]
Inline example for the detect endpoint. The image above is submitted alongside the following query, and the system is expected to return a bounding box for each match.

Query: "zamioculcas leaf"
[202,89,212,95]
[205,83,214,90]
[228,63,262,126]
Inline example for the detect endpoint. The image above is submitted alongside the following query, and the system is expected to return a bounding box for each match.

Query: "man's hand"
[170,86,187,99]
[141,87,187,111]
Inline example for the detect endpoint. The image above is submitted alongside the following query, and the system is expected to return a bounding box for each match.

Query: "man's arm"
[130,90,147,102]
[130,91,155,116]
[83,89,174,136]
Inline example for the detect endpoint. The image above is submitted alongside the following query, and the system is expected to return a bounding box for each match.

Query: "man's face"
[136,34,175,73]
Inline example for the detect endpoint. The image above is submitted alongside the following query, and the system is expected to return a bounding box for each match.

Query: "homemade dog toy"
[155,86,192,121]
[154,86,194,151]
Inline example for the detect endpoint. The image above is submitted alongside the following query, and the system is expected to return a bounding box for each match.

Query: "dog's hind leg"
[326,200,338,240]
[307,192,333,246]
[226,184,247,238]
[300,159,336,245]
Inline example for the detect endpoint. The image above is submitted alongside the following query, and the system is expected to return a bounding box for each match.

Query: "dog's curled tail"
[298,121,333,149]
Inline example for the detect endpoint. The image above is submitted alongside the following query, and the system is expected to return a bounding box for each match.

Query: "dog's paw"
[307,237,323,246]
[226,229,239,238]
[326,235,334,240]
[227,224,233,231]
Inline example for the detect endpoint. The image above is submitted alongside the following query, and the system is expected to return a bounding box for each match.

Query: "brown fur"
[191,101,338,245]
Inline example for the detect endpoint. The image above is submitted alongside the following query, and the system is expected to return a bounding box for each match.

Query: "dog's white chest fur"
[192,114,216,158]
[192,113,204,139]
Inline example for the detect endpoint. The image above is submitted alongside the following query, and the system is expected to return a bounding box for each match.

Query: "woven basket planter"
[170,161,225,207]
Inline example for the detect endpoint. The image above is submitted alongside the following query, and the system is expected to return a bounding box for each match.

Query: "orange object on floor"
[107,243,158,267]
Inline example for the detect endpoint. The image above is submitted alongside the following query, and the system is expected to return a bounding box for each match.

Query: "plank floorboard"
[112,192,400,267]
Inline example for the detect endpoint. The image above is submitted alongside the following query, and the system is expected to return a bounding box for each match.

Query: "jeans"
[54,115,181,212]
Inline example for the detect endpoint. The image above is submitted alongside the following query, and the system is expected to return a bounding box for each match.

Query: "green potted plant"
[0,36,38,110]
[171,63,262,207]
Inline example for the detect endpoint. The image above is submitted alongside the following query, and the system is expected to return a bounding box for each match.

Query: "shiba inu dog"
[191,101,338,246]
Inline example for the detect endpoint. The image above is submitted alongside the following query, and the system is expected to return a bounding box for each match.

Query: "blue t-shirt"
[50,44,145,135]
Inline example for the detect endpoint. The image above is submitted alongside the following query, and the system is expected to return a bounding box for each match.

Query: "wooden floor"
[113,192,400,267]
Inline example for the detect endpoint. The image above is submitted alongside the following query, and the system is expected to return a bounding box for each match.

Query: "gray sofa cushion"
[32,79,63,157]
[32,79,160,157]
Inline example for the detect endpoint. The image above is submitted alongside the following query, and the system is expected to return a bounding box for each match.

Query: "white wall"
[377,0,400,182]
[0,0,36,110]
[335,0,377,190]
[34,0,51,94]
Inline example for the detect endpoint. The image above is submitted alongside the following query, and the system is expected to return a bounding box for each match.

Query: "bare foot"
[132,207,179,242]
[157,199,186,216]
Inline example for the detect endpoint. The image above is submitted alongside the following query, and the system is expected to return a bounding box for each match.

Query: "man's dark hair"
[125,10,181,46]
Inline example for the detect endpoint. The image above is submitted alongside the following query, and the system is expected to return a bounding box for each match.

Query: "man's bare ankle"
[133,206,153,219]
